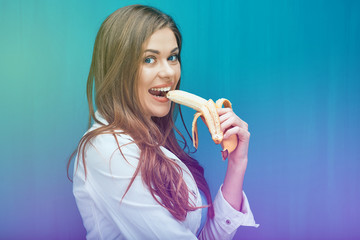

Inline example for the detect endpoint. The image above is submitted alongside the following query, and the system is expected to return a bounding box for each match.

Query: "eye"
[168,54,178,62]
[144,57,156,64]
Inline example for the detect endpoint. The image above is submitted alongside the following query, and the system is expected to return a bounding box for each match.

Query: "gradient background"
[1,0,359,239]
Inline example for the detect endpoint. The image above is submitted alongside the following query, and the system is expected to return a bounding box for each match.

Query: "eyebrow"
[144,47,179,54]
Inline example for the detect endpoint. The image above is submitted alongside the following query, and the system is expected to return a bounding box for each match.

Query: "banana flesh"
[166,90,238,159]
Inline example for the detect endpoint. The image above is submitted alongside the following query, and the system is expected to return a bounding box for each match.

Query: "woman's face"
[138,27,181,119]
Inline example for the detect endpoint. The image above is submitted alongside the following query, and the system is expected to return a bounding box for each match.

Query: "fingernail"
[221,149,228,160]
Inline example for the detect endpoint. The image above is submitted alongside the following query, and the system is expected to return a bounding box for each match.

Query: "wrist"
[228,157,248,172]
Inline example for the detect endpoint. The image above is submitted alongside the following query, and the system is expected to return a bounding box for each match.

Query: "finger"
[219,111,248,129]
[240,119,249,130]
[223,126,250,141]
[221,117,248,132]
[217,108,248,126]
[217,107,232,115]
[219,111,234,123]
[220,116,239,132]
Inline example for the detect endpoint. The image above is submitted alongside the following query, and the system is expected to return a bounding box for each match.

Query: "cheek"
[138,69,152,90]
[175,65,181,81]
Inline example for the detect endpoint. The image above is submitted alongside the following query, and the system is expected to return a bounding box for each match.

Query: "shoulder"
[88,130,136,155]
[78,126,141,176]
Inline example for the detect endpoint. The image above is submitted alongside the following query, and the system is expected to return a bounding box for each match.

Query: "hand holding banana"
[166,90,239,160]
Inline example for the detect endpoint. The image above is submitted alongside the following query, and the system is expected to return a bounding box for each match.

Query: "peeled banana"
[166,90,238,159]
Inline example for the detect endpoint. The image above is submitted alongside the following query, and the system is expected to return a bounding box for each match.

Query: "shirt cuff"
[213,185,260,234]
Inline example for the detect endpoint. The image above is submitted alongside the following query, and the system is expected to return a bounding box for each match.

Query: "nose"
[158,61,175,79]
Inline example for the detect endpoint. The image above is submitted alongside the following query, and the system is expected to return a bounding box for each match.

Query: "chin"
[152,109,171,118]
[153,113,169,118]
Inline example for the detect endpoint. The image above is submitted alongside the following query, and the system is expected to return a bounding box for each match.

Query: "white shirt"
[73,112,259,240]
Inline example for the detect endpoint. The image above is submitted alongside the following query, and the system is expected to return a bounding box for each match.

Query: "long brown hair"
[68,5,214,221]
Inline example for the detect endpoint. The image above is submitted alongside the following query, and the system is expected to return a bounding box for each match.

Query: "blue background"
[1,0,359,239]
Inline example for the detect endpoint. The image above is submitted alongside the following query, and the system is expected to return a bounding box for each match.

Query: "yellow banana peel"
[166,90,238,160]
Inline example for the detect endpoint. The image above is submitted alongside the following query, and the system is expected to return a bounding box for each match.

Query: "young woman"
[70,4,258,239]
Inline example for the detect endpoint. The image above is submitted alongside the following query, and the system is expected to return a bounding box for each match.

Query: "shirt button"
[226,219,231,225]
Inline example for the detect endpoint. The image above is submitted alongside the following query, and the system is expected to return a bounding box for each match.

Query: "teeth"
[150,87,171,92]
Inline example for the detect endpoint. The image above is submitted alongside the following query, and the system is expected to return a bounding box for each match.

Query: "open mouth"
[148,86,171,98]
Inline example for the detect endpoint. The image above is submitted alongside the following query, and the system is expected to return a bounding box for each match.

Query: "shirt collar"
[94,110,109,125]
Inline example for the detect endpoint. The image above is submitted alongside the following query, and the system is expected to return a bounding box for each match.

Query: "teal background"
[1,0,359,239]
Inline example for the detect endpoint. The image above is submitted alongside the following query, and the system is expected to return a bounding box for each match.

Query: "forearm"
[221,158,248,211]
